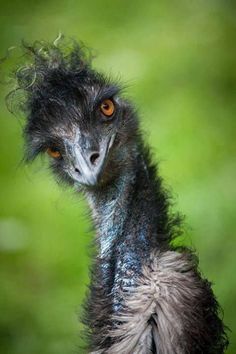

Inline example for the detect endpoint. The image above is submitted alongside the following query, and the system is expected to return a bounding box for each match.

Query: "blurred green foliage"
[0,0,235,353]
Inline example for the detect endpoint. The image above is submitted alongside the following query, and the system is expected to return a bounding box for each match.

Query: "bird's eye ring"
[47,147,62,159]
[100,99,115,117]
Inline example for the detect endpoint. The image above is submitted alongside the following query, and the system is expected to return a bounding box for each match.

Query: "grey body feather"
[90,251,227,353]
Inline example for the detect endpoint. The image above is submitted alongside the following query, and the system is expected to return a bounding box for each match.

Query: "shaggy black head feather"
[8,37,228,353]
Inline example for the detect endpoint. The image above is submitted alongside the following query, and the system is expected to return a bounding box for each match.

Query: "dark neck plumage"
[86,141,177,309]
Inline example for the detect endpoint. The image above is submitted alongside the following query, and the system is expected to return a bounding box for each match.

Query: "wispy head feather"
[5,35,95,114]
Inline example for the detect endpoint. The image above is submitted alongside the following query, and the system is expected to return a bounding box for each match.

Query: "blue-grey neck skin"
[86,144,162,311]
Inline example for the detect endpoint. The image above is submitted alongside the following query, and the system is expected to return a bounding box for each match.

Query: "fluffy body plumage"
[10,39,228,353]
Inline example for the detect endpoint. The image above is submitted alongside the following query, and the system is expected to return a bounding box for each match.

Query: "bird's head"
[11,39,139,188]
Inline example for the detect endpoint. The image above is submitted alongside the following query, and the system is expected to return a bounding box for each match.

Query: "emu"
[10,39,228,353]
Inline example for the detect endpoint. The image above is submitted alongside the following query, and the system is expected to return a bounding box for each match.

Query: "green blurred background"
[0,1,235,353]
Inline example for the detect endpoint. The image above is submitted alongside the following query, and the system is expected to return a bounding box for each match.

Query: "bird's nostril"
[75,167,80,174]
[90,153,100,165]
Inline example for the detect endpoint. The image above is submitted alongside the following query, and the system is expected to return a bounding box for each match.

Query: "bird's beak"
[72,134,115,186]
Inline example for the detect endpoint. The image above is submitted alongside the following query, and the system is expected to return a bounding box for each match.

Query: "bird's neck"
[86,143,171,259]
[85,144,173,309]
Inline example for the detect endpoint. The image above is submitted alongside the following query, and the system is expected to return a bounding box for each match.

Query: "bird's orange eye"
[100,99,115,117]
[47,147,62,159]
